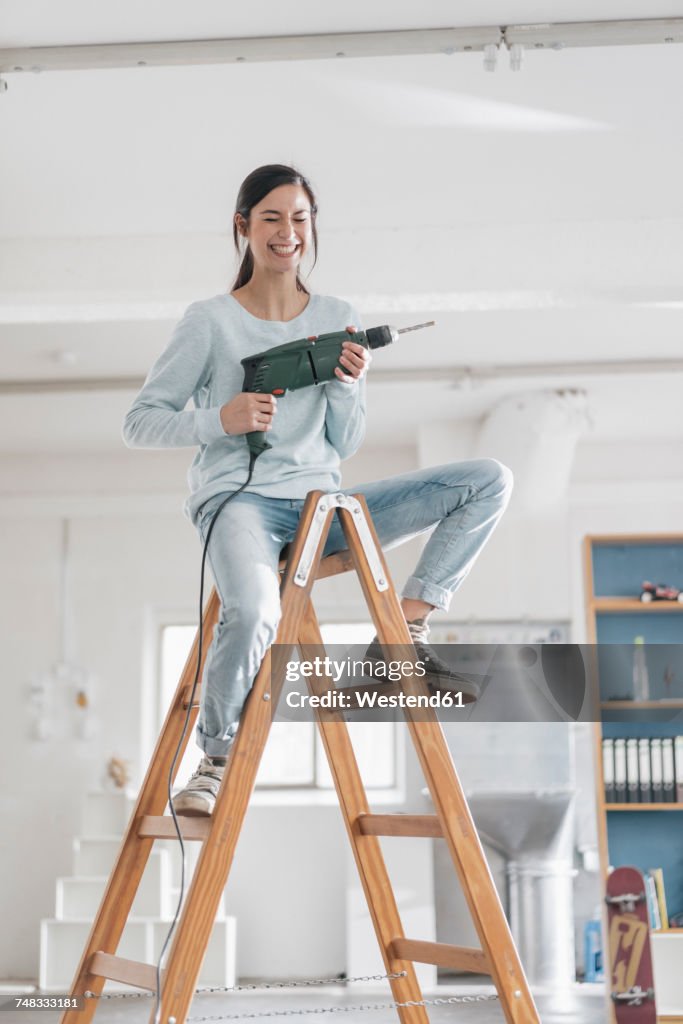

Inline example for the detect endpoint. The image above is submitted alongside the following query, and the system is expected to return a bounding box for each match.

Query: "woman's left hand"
[334,326,372,384]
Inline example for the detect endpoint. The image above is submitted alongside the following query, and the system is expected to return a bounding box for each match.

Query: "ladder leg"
[334,498,541,1024]
[153,648,275,1024]
[405,722,539,1023]
[60,590,222,1024]
[153,492,335,1024]
[298,599,429,1024]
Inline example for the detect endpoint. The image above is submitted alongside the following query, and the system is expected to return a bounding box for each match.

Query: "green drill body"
[241,323,432,457]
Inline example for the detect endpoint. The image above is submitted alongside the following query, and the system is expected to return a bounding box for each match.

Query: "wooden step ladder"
[61,489,540,1024]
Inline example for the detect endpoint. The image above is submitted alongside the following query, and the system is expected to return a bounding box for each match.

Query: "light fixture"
[483,43,499,72]
[0,21,681,77]
[509,43,524,71]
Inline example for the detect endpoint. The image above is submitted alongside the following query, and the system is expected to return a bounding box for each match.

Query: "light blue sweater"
[122,293,366,523]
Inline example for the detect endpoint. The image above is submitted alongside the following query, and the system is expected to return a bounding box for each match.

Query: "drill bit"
[397,321,436,335]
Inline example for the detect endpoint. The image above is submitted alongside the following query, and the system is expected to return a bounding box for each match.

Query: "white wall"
[2,431,683,980]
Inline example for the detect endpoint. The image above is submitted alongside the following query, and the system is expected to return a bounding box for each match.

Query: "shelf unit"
[584,534,683,1021]
[594,598,683,613]
[600,701,683,710]
[605,804,683,812]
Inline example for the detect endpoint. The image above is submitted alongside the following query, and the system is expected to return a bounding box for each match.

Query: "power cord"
[153,450,258,1024]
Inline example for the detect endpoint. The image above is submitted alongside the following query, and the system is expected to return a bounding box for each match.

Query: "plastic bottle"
[633,635,650,702]
[583,906,604,981]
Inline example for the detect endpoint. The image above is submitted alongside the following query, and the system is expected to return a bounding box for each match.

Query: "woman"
[123,164,512,816]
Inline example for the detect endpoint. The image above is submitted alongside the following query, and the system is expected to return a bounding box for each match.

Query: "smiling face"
[235,184,314,278]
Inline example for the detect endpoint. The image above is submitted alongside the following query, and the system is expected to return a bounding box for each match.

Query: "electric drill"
[241,321,435,457]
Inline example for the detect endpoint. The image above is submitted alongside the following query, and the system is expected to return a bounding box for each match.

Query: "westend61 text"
[285,690,466,709]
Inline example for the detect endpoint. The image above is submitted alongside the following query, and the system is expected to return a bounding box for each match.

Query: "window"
[159,622,398,791]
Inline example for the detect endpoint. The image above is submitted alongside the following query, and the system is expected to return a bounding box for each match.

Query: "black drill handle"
[245,428,272,458]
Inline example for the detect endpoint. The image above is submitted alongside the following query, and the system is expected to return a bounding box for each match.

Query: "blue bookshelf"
[584,535,683,938]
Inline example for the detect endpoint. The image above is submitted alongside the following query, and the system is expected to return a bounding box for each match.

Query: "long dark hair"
[231,164,318,293]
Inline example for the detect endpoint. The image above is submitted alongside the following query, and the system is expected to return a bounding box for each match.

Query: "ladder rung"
[314,550,356,579]
[182,686,200,709]
[357,814,443,838]
[390,938,491,975]
[88,951,160,990]
[278,549,355,579]
[138,815,212,841]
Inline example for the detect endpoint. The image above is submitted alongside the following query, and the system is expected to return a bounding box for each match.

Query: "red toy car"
[640,580,683,603]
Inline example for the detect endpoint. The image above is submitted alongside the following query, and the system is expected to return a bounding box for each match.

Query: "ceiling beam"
[505,18,683,49]
[1,19,682,76]
[0,27,502,74]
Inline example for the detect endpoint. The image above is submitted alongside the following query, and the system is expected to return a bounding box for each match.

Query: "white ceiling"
[5,1,683,46]
[1,1,682,452]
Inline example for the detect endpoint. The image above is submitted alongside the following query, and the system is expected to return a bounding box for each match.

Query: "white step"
[71,847,228,921]
[73,836,127,876]
[40,920,146,991]
[44,790,233,991]
[74,836,204,887]
[81,791,136,835]
[57,849,171,919]
[74,837,180,879]
[40,918,236,991]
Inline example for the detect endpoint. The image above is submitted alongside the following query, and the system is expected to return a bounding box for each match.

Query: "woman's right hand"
[220,393,278,435]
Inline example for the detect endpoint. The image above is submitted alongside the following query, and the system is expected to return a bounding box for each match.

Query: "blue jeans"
[194,459,512,757]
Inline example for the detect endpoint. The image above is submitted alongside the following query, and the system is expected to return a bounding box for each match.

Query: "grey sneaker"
[171,756,226,817]
[364,619,481,704]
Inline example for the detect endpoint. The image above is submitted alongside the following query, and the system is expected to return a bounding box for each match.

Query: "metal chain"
[197,974,409,995]
[84,971,499,1018]
[187,993,500,1022]
[85,971,408,1001]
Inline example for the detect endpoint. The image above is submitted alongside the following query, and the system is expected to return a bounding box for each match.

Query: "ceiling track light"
[0,19,680,76]
[483,43,499,72]
[508,42,524,71]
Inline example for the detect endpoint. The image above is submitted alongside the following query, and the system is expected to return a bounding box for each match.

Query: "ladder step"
[279,548,355,579]
[390,938,491,975]
[357,813,443,838]
[138,815,212,840]
[182,686,200,709]
[89,951,160,990]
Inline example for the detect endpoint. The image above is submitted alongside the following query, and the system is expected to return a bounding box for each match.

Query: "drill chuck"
[365,325,399,349]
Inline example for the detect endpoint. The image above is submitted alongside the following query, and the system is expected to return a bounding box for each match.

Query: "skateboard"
[606,866,657,1023]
